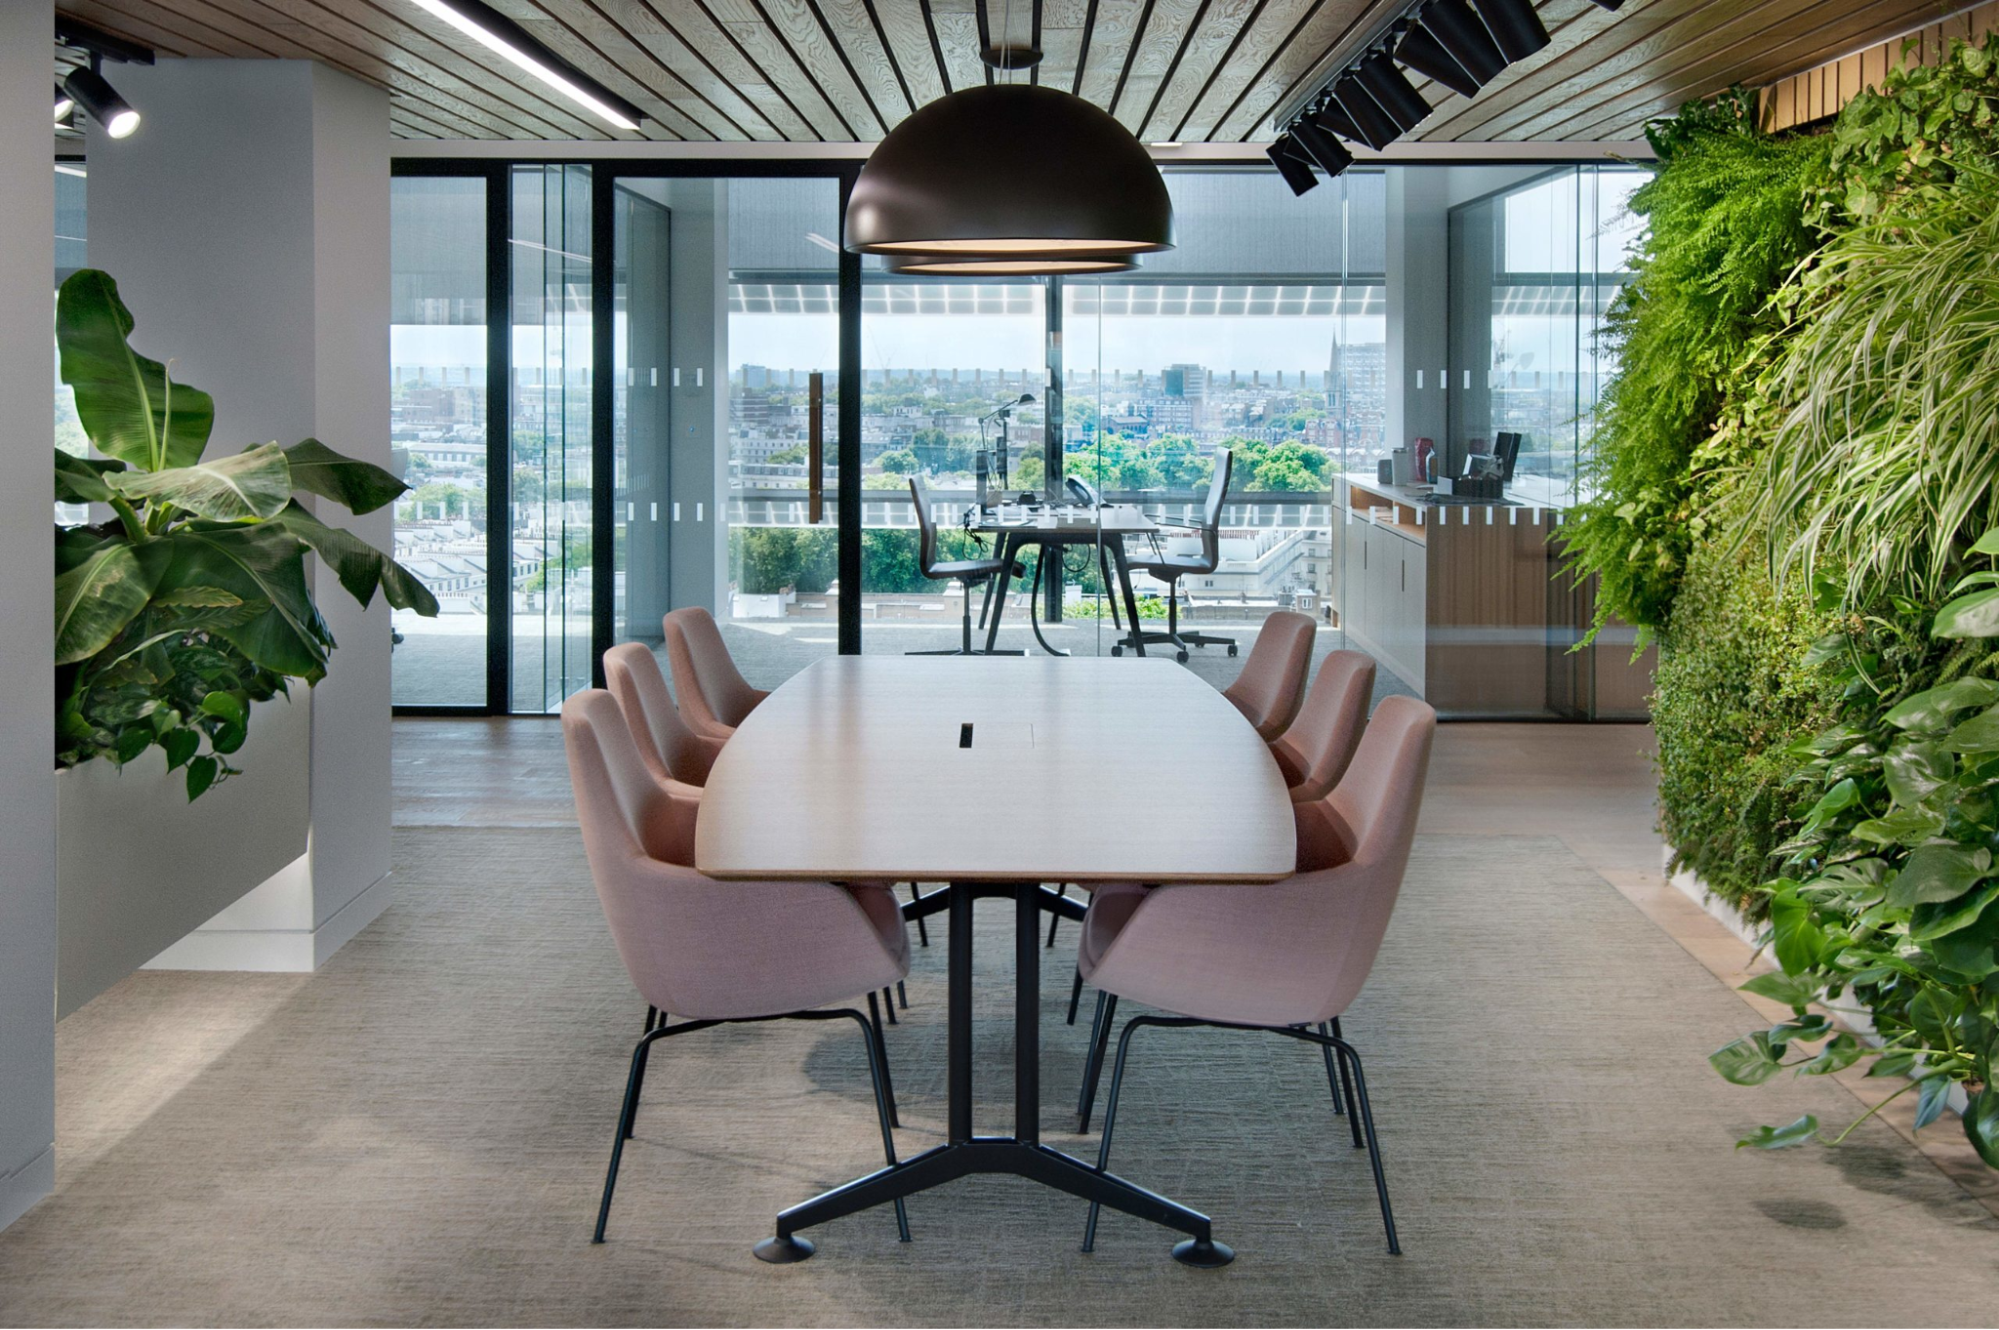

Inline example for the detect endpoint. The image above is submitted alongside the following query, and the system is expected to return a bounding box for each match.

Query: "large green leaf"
[157,526,332,682]
[54,449,126,505]
[1945,703,1999,753]
[56,270,214,472]
[1933,588,1999,639]
[1769,889,1828,974]
[1965,1089,1999,1168]
[105,442,293,522]
[54,540,167,665]
[283,439,408,516]
[267,502,439,615]
[1886,844,1990,909]
[1882,738,1954,807]
[1909,879,1999,941]
[1885,678,1999,730]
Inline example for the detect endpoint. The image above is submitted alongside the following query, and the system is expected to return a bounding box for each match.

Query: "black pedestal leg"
[1016,884,1040,1145]
[948,884,974,1144]
[1317,1021,1345,1116]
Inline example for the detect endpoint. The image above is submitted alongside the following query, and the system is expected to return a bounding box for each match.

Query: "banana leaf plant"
[54,269,439,799]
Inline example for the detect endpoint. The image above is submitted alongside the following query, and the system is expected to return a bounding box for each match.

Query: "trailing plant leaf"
[1735,1115,1818,1150]
[55,270,214,472]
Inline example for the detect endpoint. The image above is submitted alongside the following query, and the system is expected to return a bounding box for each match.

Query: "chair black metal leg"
[1046,885,1067,948]
[642,1004,658,1033]
[595,1024,674,1242]
[909,883,929,947]
[881,987,898,1025]
[1083,1013,1147,1252]
[866,991,902,1129]
[1332,1016,1362,1148]
[897,979,909,1010]
[1077,992,1117,1132]
[1323,1029,1398,1255]
[1317,1022,1345,1117]
[1067,967,1085,1026]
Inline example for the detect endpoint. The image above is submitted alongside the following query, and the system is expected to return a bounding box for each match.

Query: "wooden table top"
[696,657,1295,884]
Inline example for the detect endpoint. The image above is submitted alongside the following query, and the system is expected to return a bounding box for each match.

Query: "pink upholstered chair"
[564,689,912,1256]
[1269,649,1377,804]
[1221,609,1316,742]
[1072,694,1437,1257]
[661,606,769,742]
[602,642,724,788]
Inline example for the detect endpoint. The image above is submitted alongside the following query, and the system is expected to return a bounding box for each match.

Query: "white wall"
[0,0,60,1233]
[87,59,394,973]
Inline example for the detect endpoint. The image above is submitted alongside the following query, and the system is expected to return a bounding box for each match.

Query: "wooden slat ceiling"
[52,0,1966,143]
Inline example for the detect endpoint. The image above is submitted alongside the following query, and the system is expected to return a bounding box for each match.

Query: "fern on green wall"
[1561,110,1828,642]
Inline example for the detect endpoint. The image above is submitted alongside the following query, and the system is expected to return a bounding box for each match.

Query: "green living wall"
[1566,39,1999,1168]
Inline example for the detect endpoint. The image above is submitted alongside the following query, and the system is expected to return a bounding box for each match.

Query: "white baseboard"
[143,871,394,974]
[0,1144,55,1234]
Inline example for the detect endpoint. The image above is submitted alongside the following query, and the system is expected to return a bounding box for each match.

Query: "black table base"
[758,883,1232,1266]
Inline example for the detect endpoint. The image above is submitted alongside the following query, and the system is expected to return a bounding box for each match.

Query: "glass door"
[511,163,595,713]
[605,174,847,693]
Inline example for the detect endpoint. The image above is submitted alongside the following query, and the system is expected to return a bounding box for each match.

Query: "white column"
[0,0,60,1233]
[87,60,394,973]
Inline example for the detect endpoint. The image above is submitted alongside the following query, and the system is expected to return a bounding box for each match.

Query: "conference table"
[696,656,1294,1264]
[968,504,1161,657]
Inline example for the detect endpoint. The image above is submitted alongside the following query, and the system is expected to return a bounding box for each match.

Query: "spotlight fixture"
[1395,23,1483,99]
[1332,73,1403,150]
[63,64,139,139]
[1355,51,1432,130]
[407,0,645,131]
[54,83,75,123]
[1290,119,1355,177]
[1309,99,1367,144]
[1265,139,1320,196]
[1418,0,1508,85]
[1472,0,1551,63]
[1589,0,1624,8]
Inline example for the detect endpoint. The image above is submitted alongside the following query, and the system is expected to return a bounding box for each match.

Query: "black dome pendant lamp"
[845,47,1174,274]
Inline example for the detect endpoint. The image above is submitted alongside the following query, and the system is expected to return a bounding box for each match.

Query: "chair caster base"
[1227,644,1238,657]
[1172,1237,1235,1268]
[753,1234,816,1264]
[1176,650,1189,663]
[1111,645,1123,657]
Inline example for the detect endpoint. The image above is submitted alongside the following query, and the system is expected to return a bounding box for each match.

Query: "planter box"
[56,695,311,1019]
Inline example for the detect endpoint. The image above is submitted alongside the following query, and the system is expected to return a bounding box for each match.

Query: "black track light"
[54,83,75,123]
[1290,119,1355,176]
[1355,51,1432,130]
[1420,0,1508,84]
[1332,73,1402,151]
[1396,22,1483,99]
[1589,0,1624,8]
[1472,0,1551,63]
[63,64,139,139]
[1265,138,1319,195]
[1309,98,1366,144]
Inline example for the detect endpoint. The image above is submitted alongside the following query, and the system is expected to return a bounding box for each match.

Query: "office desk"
[697,657,1294,1263]
[969,505,1159,656]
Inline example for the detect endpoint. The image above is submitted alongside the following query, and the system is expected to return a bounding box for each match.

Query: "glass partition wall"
[386,158,1642,719]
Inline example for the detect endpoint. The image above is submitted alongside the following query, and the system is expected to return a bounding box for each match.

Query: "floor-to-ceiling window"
[54,160,87,526]
[510,164,595,714]
[389,175,489,707]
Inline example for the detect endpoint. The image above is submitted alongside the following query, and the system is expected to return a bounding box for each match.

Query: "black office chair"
[907,475,1025,657]
[1114,449,1237,664]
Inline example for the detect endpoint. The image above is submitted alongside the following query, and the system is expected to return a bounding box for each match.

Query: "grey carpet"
[3,829,1995,1326]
